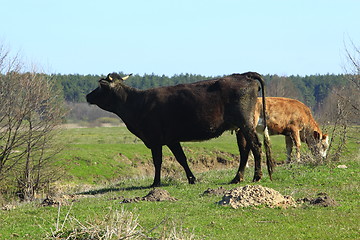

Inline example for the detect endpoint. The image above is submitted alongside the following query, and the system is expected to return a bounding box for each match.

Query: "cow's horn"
[122,73,133,81]
[108,75,113,81]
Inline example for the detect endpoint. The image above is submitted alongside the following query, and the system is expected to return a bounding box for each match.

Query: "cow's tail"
[250,73,275,180]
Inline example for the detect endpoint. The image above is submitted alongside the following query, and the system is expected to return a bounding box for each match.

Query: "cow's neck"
[113,86,144,128]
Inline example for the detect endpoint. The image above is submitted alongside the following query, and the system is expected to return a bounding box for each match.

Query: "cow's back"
[256,97,319,135]
[132,75,260,146]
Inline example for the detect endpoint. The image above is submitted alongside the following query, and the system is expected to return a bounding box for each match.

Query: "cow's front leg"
[151,146,163,187]
[291,131,301,162]
[167,142,196,184]
[231,130,251,183]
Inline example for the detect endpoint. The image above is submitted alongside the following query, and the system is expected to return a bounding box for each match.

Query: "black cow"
[86,72,274,187]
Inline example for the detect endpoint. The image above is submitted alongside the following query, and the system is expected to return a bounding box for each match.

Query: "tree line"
[54,72,350,112]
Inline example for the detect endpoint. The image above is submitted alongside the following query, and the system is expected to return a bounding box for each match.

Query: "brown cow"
[254,97,329,162]
[86,72,274,187]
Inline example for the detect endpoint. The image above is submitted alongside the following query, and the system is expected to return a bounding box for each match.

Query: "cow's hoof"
[252,175,262,182]
[230,178,243,184]
[150,182,161,188]
[188,177,196,184]
[230,174,244,184]
[230,179,239,184]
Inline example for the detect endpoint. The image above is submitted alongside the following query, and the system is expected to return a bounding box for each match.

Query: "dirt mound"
[142,188,177,201]
[121,189,177,203]
[41,197,60,207]
[217,185,296,209]
[297,193,339,207]
[202,187,227,196]
[40,194,90,207]
[1,204,16,211]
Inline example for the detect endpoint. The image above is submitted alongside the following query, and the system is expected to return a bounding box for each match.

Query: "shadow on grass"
[77,183,172,196]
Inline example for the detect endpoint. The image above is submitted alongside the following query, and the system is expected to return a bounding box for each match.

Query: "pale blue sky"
[1,0,359,76]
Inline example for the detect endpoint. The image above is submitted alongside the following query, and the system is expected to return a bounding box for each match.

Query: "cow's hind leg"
[240,126,263,182]
[285,136,293,163]
[231,130,251,183]
[167,142,196,184]
[151,146,163,187]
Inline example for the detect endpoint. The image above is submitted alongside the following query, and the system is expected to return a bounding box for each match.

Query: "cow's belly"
[165,121,232,143]
[256,117,282,135]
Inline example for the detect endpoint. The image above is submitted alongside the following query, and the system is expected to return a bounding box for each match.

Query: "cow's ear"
[99,79,110,87]
[313,131,321,140]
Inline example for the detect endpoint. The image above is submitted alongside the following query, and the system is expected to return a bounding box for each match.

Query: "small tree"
[343,39,360,119]
[318,40,360,163]
[0,45,66,201]
[266,75,302,100]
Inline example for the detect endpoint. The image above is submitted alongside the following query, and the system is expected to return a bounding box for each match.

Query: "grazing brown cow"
[86,72,274,187]
[254,97,329,162]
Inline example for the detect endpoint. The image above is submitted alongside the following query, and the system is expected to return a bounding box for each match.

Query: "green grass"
[0,126,359,239]
[54,127,290,185]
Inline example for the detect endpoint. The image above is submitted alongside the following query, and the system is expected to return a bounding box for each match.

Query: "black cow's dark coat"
[86,72,273,186]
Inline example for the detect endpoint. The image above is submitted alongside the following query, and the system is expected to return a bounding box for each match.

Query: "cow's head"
[86,73,132,112]
[310,131,329,158]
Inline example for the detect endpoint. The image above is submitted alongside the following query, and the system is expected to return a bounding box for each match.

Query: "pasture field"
[0,126,359,239]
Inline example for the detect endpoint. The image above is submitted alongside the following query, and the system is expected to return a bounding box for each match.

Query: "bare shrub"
[50,207,143,240]
[0,44,66,201]
[267,75,303,100]
[315,40,360,165]
[49,206,196,240]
